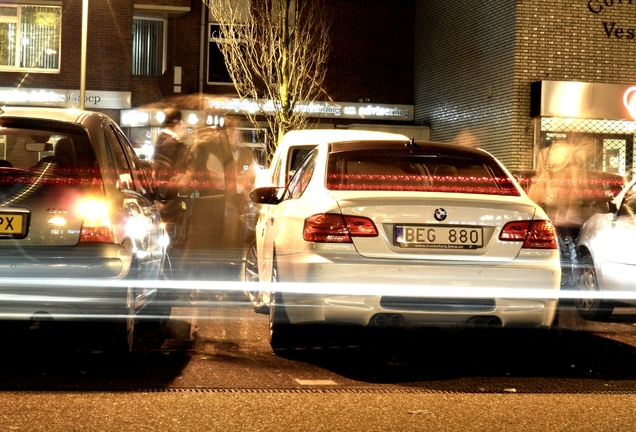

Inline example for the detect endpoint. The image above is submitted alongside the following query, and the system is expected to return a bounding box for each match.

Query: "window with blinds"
[132,18,164,76]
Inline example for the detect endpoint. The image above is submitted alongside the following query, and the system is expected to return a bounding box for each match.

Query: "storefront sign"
[206,98,413,121]
[587,1,636,40]
[531,80,636,121]
[0,87,131,109]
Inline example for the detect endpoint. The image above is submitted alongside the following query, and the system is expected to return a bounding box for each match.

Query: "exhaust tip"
[30,311,54,322]
[373,314,389,328]
[389,314,404,328]
[468,316,501,330]
[371,314,404,329]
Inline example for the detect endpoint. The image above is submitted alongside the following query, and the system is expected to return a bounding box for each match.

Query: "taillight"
[499,220,557,249]
[303,213,378,243]
[78,199,114,243]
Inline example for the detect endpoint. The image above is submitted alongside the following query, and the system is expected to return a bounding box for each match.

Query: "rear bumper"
[275,249,560,328]
[0,244,162,320]
[280,291,558,328]
[0,243,134,278]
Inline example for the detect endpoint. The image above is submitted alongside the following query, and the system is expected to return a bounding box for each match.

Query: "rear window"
[0,118,96,181]
[326,150,520,196]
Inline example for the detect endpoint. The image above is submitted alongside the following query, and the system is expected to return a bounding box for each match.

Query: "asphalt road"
[2,296,636,430]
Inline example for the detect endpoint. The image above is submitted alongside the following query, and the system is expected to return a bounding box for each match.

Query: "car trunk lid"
[330,192,539,262]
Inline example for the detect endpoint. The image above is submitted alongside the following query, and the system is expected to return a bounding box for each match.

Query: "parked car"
[513,168,625,288]
[0,107,168,352]
[246,129,409,313]
[575,177,636,320]
[250,139,561,350]
[512,169,625,221]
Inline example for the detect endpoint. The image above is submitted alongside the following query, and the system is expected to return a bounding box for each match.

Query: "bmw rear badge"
[434,208,447,221]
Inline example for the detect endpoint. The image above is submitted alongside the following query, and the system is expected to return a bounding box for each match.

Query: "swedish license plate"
[394,225,483,249]
[0,214,26,236]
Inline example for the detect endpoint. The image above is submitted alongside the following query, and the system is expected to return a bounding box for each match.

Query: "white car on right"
[576,176,636,320]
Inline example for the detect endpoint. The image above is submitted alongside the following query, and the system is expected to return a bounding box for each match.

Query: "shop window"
[0,5,61,72]
[603,140,626,175]
[540,117,636,177]
[132,18,164,76]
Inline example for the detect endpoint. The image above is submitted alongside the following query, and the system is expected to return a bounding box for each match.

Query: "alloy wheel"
[574,253,614,321]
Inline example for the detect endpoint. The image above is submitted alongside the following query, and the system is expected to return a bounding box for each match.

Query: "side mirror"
[590,200,617,214]
[250,186,284,205]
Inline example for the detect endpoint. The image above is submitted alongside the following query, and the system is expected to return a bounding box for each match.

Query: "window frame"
[207,22,236,86]
[285,148,317,200]
[0,4,62,73]
[132,16,166,77]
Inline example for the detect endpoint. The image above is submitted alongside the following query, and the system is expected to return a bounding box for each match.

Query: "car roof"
[280,129,409,146]
[0,106,91,124]
[328,139,493,158]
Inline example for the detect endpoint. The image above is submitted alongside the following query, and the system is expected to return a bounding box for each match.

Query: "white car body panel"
[578,178,636,302]
[255,129,409,282]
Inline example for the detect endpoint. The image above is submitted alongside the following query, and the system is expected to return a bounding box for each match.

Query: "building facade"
[0,0,421,166]
[415,0,636,176]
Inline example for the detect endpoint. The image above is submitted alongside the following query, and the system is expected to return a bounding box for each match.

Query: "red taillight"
[78,199,114,243]
[303,213,378,243]
[499,220,557,249]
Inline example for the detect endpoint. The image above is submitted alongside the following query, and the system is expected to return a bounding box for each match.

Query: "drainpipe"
[80,0,88,110]
[199,2,206,110]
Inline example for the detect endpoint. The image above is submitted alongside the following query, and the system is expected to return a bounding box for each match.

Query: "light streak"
[0,277,632,301]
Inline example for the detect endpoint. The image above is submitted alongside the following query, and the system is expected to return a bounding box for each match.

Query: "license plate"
[0,214,26,237]
[394,225,483,249]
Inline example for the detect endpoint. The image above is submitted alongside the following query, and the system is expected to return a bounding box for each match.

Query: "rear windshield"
[0,118,96,181]
[326,150,520,196]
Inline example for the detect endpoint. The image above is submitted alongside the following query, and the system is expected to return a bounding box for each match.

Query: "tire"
[268,256,295,351]
[113,285,136,354]
[557,229,577,290]
[138,255,173,327]
[243,239,269,314]
[269,291,295,351]
[575,253,614,321]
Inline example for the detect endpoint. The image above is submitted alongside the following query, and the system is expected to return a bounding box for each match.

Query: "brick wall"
[514,0,636,169]
[414,1,517,167]
[200,0,414,106]
[167,0,203,97]
[415,0,636,171]
[325,0,414,105]
[0,0,133,92]
[0,0,414,129]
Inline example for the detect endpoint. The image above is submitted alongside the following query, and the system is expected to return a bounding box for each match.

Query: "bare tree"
[203,0,331,161]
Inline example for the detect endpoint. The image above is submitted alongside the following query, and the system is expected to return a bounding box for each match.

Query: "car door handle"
[269,217,274,226]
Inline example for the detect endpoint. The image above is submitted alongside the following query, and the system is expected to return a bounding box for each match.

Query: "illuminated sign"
[624,87,636,119]
[0,87,131,109]
[206,98,413,121]
[121,109,210,127]
[532,80,636,121]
